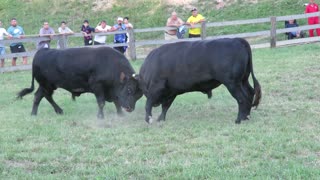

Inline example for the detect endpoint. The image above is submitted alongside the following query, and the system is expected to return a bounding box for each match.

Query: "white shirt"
[94,25,111,43]
[58,27,73,34]
[0,28,10,47]
[124,23,133,42]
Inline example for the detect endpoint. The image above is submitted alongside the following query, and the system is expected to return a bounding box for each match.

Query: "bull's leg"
[113,100,124,116]
[31,87,45,116]
[92,84,105,119]
[145,80,166,124]
[145,98,153,124]
[226,83,251,124]
[95,95,105,119]
[157,96,176,122]
[43,89,63,115]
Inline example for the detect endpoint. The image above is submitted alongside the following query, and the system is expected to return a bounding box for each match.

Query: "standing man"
[57,21,74,49]
[123,17,133,43]
[38,21,55,49]
[7,18,28,66]
[111,17,127,54]
[165,12,184,40]
[94,20,111,45]
[186,8,205,38]
[0,20,12,67]
[305,0,320,37]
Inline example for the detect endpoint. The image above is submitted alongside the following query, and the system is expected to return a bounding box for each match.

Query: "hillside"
[0,0,309,34]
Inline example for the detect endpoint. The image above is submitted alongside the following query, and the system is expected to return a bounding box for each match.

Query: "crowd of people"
[0,8,205,68]
[0,16,134,67]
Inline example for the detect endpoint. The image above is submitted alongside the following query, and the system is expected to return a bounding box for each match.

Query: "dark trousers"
[189,34,201,38]
[114,40,127,54]
[84,39,93,46]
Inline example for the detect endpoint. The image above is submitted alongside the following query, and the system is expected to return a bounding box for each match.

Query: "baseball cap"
[191,8,197,12]
[117,17,123,21]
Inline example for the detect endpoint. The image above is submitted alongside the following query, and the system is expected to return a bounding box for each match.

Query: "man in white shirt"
[0,21,12,67]
[57,21,74,49]
[94,20,111,45]
[124,17,133,43]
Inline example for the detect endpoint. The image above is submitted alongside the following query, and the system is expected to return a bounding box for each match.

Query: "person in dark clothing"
[285,19,305,39]
[81,20,95,45]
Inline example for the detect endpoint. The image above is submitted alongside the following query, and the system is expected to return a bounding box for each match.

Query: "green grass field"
[1,43,320,179]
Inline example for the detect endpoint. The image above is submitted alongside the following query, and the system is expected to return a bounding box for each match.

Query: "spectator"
[305,0,320,37]
[165,12,184,40]
[111,17,127,54]
[38,21,55,50]
[94,20,111,45]
[186,8,205,38]
[7,18,28,66]
[0,21,12,67]
[123,17,133,43]
[216,0,225,9]
[124,17,133,30]
[81,20,95,46]
[285,19,305,39]
[57,21,74,49]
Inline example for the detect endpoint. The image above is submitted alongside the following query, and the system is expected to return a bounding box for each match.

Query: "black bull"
[17,47,142,119]
[136,38,262,124]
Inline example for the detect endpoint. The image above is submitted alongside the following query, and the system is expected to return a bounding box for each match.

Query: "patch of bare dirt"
[164,0,198,8]
[91,0,259,11]
[92,0,115,11]
[4,160,37,172]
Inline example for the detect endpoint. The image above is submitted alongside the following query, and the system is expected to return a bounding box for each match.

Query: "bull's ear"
[132,74,140,81]
[120,72,126,83]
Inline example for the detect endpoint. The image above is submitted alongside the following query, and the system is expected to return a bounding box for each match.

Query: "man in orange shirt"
[305,0,320,37]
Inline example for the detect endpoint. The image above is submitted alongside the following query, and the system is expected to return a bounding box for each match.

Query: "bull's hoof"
[55,108,64,115]
[97,113,104,119]
[235,120,241,124]
[146,116,153,124]
[157,114,165,122]
[243,115,250,121]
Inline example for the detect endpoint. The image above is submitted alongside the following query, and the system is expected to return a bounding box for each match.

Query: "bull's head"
[118,72,143,112]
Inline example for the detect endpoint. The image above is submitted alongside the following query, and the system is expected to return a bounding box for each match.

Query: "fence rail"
[1,12,320,73]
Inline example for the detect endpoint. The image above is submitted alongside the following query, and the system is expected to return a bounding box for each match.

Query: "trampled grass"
[1,43,320,178]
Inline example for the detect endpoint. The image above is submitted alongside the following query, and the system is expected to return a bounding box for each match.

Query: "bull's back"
[33,47,131,91]
[141,38,249,87]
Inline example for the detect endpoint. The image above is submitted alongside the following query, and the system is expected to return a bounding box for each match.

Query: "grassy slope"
[0,0,310,37]
[0,0,311,50]
[0,43,320,178]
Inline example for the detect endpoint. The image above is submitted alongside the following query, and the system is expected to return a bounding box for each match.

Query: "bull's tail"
[238,38,262,108]
[17,71,35,99]
[251,64,262,108]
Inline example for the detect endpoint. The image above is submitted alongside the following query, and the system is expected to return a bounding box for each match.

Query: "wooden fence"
[1,11,320,73]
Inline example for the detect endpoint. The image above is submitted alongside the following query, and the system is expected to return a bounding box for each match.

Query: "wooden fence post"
[270,16,277,48]
[128,29,137,60]
[201,21,207,40]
